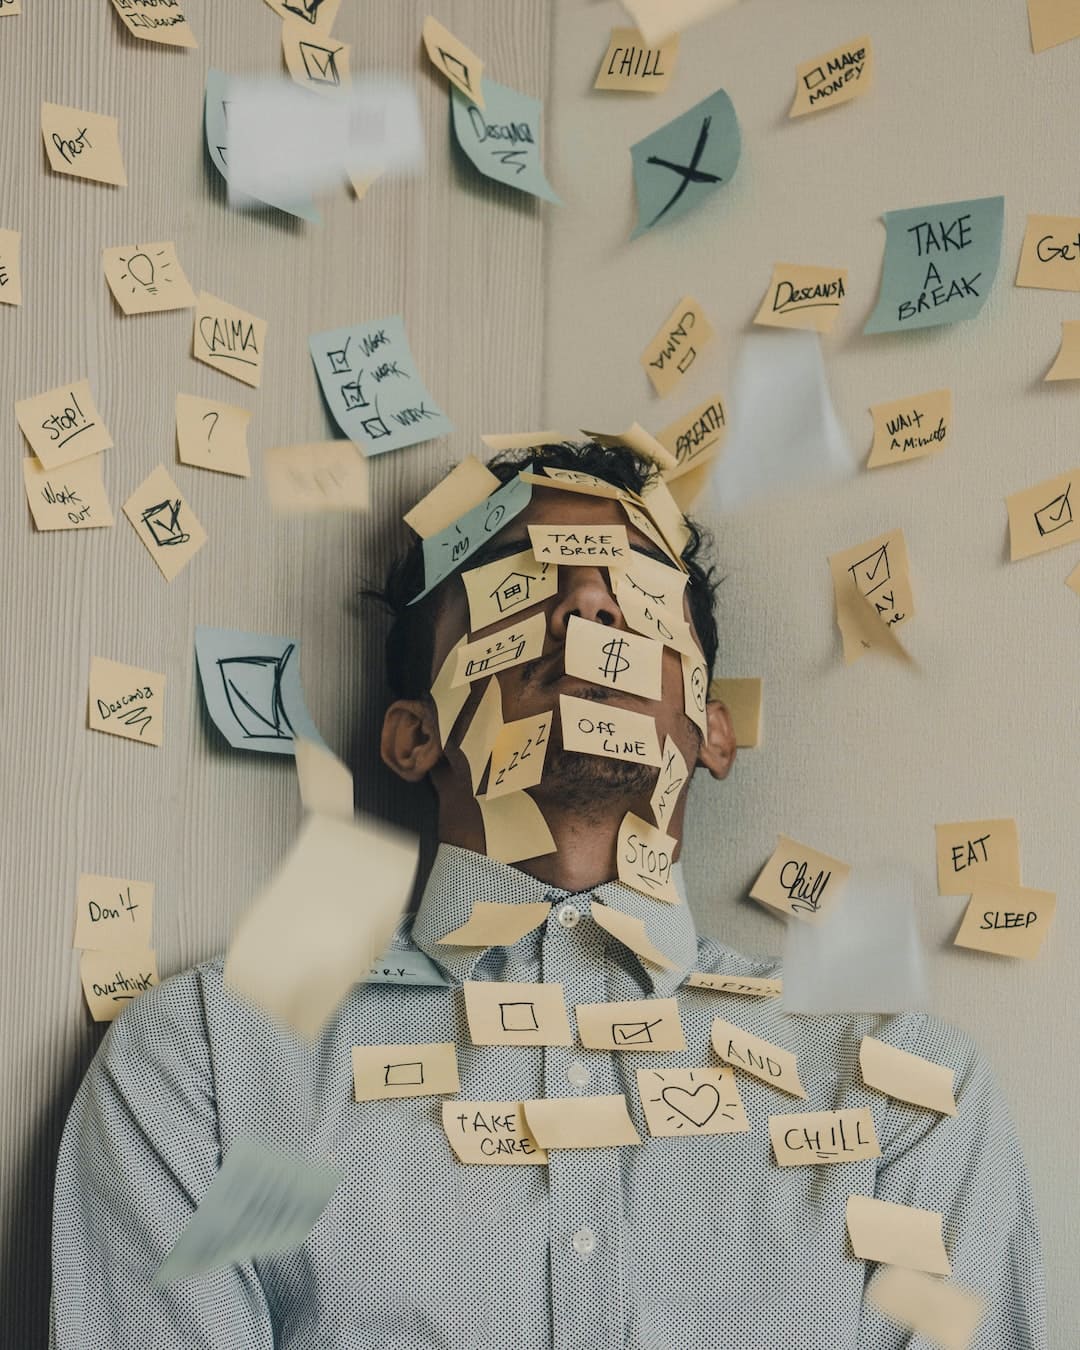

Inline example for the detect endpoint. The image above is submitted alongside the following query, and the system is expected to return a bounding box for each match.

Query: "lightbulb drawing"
[119,247,170,297]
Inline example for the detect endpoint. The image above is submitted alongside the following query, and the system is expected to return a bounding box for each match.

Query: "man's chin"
[528,747,657,815]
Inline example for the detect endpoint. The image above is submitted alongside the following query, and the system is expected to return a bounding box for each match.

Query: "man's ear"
[697,699,736,780]
[381,699,444,782]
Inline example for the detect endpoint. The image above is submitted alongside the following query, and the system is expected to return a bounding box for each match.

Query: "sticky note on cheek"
[935,819,1020,894]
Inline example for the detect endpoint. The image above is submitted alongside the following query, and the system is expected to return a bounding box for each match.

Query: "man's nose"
[547,567,625,640]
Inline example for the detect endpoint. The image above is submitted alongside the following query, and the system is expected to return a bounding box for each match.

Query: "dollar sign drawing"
[600,637,630,682]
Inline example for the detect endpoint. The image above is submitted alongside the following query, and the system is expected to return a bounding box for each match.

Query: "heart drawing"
[660,1082,721,1128]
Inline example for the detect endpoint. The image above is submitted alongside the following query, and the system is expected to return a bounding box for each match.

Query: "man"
[52,442,1045,1348]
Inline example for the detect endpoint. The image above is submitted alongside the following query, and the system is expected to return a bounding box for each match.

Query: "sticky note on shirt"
[859,1036,957,1116]
[15,378,113,469]
[528,523,629,564]
[352,1042,459,1101]
[405,456,499,538]
[440,900,550,948]
[477,789,557,863]
[711,1018,806,1097]
[565,616,663,701]
[442,1101,547,1164]
[576,997,685,1051]
[263,441,370,512]
[524,1095,640,1148]
[176,394,251,478]
[486,713,551,799]
[416,473,533,600]
[41,102,127,186]
[88,656,165,746]
[753,264,849,334]
[750,834,851,924]
[0,228,22,305]
[867,1267,984,1350]
[109,0,198,48]
[23,455,114,531]
[617,812,680,904]
[1045,321,1080,380]
[685,971,782,997]
[103,242,196,315]
[560,694,662,767]
[769,1109,880,1165]
[935,819,1020,894]
[828,528,914,663]
[463,979,571,1046]
[1006,468,1080,559]
[637,1066,747,1137]
[789,36,872,118]
[422,15,484,107]
[193,292,266,388]
[630,88,740,238]
[867,388,951,469]
[845,1194,951,1276]
[450,78,560,204]
[453,611,546,686]
[591,903,675,970]
[73,873,153,950]
[282,19,350,95]
[1016,214,1080,291]
[953,881,1056,960]
[123,465,207,580]
[641,297,714,397]
[595,27,677,92]
[80,947,159,1022]
[462,550,556,631]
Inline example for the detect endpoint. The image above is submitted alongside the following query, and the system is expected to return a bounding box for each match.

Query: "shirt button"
[567,1061,590,1087]
[572,1226,597,1257]
[557,905,580,929]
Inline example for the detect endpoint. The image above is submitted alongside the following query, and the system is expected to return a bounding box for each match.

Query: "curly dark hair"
[371,440,722,701]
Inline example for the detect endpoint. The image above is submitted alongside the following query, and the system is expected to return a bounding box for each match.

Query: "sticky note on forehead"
[404,456,500,538]
[415,473,533,601]
[462,549,556,630]
[528,523,629,563]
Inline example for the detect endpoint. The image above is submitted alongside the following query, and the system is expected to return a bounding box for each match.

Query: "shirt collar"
[411,843,699,996]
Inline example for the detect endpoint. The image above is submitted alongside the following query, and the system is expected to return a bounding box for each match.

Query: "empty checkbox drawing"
[499,1001,540,1032]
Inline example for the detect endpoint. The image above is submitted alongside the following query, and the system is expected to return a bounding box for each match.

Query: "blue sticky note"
[195,626,326,756]
[412,473,533,603]
[309,315,453,456]
[864,196,1005,334]
[204,68,320,224]
[630,88,740,239]
[450,78,561,204]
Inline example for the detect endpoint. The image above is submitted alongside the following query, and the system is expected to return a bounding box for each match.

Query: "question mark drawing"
[202,410,219,449]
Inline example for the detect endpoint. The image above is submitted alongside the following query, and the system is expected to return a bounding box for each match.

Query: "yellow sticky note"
[829,528,914,663]
[476,789,556,864]
[176,394,252,478]
[769,1109,880,1165]
[0,0,21,15]
[15,378,113,469]
[442,1100,547,1164]
[261,0,342,30]
[41,102,127,186]
[103,242,195,315]
[708,677,762,748]
[0,228,22,305]
[859,1036,957,1116]
[458,676,503,792]
[649,736,688,833]
[867,389,951,469]
[594,27,677,92]
[685,971,782,997]
[559,693,662,767]
[523,466,628,500]
[868,1268,984,1350]
[953,882,1056,960]
[637,1066,747,1137]
[430,635,470,747]
[581,423,678,473]
[264,441,370,511]
[750,834,851,925]
[576,996,685,1051]
[486,713,551,800]
[481,430,564,452]
[640,296,714,397]
[657,395,727,480]
[1028,0,1080,53]
[528,523,630,565]
[1016,214,1080,291]
[73,874,153,950]
[282,19,350,94]
[1045,321,1080,380]
[422,15,485,109]
[404,455,499,537]
[935,819,1020,894]
[463,979,571,1046]
[846,1194,951,1276]
[618,811,680,904]
[23,455,114,532]
[523,1094,641,1148]
[591,903,675,970]
[621,497,685,570]
[462,549,556,631]
[711,1018,806,1098]
[681,650,709,738]
[1006,469,1080,559]
[123,464,207,581]
[347,168,380,200]
[109,0,198,48]
[622,0,736,44]
[639,475,691,557]
[294,737,353,820]
[352,1042,459,1101]
[613,576,696,659]
[565,616,664,701]
[612,542,690,610]
[440,900,550,948]
[789,37,872,118]
[88,656,165,747]
[80,948,158,1021]
[753,263,849,334]
[192,292,266,388]
[454,611,546,687]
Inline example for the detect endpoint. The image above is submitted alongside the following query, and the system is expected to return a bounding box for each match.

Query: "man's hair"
[371,440,722,701]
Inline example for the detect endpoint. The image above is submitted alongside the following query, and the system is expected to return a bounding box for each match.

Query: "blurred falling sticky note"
[1015,214,1080,290]
[264,441,369,512]
[1028,0,1080,52]
[657,395,727,480]
[559,693,662,767]
[442,1100,548,1164]
[155,1138,342,1285]
[195,625,325,755]
[486,713,551,799]
[868,1268,984,1350]
[88,656,165,746]
[828,528,914,663]
[622,0,736,45]
[708,677,761,748]
[846,1195,951,1276]
[41,102,127,186]
[440,900,550,947]
[0,229,21,305]
[422,15,484,108]
[710,1019,806,1097]
[649,735,688,834]
[640,296,714,397]
[867,388,951,469]
[463,979,571,1046]
[630,88,739,238]
[15,378,113,469]
[405,456,499,537]
[750,834,850,924]
[416,473,533,600]
[80,948,159,1022]
[934,819,1020,894]
[524,1094,641,1148]
[103,241,195,315]
[769,1108,880,1165]
[294,737,353,820]
[353,1042,460,1101]
[73,873,154,951]
[462,549,556,630]
[753,263,848,334]
[23,455,114,531]
[176,394,251,478]
[457,673,502,791]
[454,611,546,687]
[451,78,560,204]
[430,635,470,745]
[282,20,350,95]
[109,0,197,48]
[347,168,380,199]
[953,881,1056,960]
[224,813,418,1037]
[477,790,556,863]
[1006,468,1080,558]
[1045,321,1080,379]
[859,1036,957,1116]
[637,1066,747,1137]
[576,996,685,1051]
[260,0,342,30]
[566,616,664,700]
[193,292,266,388]
[592,902,676,970]
[123,465,207,581]
[864,196,1004,334]
[310,314,452,455]
[617,811,680,903]
[594,27,678,92]
[789,36,872,118]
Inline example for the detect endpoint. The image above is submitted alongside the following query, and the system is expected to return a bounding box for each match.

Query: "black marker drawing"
[283,0,329,24]
[384,1061,425,1087]
[647,1069,739,1131]
[216,644,297,742]
[612,1018,662,1045]
[675,346,697,374]
[644,115,722,228]
[202,411,219,444]
[141,499,191,547]
[438,47,473,93]
[490,571,536,613]
[1035,483,1072,536]
[599,636,631,682]
[847,543,890,597]
[360,408,392,441]
[499,1001,539,1032]
[300,41,342,86]
[116,247,173,297]
[41,390,95,452]
[464,631,530,680]
[327,336,351,374]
